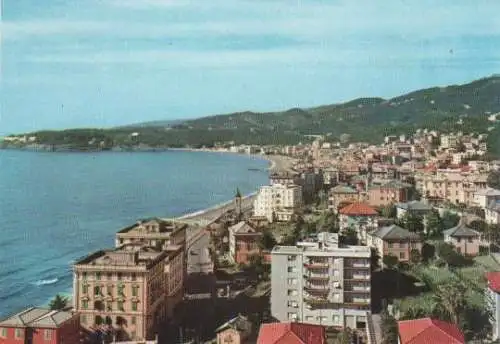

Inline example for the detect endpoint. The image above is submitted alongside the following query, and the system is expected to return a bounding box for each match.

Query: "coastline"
[31,150,272,311]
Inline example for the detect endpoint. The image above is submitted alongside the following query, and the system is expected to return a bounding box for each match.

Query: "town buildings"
[270,232,371,329]
[328,185,360,211]
[397,318,465,344]
[115,218,185,318]
[474,188,500,209]
[0,307,80,344]
[228,221,262,265]
[72,244,171,341]
[367,225,422,263]
[214,315,252,344]
[486,272,500,341]
[395,200,433,219]
[366,180,412,207]
[256,322,326,344]
[486,200,500,225]
[443,222,481,256]
[337,202,378,243]
[253,183,303,222]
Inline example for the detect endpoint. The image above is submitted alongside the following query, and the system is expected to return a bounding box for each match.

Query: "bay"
[0,150,269,317]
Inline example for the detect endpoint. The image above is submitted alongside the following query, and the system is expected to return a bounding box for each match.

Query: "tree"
[436,242,470,268]
[399,213,424,233]
[380,311,399,344]
[382,254,399,270]
[410,249,422,264]
[425,210,443,237]
[334,327,354,344]
[49,294,69,310]
[341,227,358,245]
[259,230,277,250]
[487,171,500,189]
[421,243,436,263]
[432,277,468,325]
[441,211,460,229]
[381,204,397,219]
[469,220,488,233]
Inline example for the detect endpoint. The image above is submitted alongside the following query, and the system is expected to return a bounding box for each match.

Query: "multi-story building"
[328,185,360,212]
[271,233,371,329]
[73,244,171,341]
[367,225,422,263]
[337,202,378,244]
[415,171,488,206]
[0,308,80,344]
[486,200,500,225]
[443,221,481,256]
[366,180,412,207]
[474,188,500,209]
[253,183,303,222]
[115,218,185,318]
[115,218,186,250]
[486,272,500,341]
[228,221,263,265]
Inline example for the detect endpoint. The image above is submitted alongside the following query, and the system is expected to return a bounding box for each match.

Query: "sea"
[0,150,269,317]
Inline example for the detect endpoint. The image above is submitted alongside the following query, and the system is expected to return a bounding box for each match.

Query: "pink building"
[443,221,481,256]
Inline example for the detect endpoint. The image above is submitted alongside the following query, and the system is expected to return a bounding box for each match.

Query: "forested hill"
[3,75,500,154]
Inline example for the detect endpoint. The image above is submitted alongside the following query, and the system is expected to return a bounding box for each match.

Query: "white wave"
[34,278,58,286]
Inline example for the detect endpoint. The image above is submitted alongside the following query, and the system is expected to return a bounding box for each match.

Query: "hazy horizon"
[2,0,500,135]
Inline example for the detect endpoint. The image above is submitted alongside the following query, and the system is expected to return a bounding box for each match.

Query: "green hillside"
[3,75,500,154]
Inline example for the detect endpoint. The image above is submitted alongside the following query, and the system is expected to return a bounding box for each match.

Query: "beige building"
[73,245,173,341]
[214,315,252,344]
[253,183,303,222]
[271,233,372,329]
[328,185,360,211]
[415,171,488,206]
[367,225,422,263]
[366,181,412,207]
[443,222,481,256]
[115,218,185,317]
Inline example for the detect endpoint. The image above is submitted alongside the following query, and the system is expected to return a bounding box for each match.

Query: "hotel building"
[73,244,171,341]
[253,183,303,222]
[270,233,371,329]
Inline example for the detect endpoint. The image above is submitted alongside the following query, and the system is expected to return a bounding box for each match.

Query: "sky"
[1,0,500,135]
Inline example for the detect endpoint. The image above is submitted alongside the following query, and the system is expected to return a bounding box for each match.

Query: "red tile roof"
[486,272,500,293]
[398,318,465,344]
[339,202,378,216]
[257,322,326,344]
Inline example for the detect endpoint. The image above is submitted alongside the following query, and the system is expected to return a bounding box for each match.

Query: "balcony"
[351,297,370,304]
[351,285,371,292]
[351,262,371,268]
[304,262,329,269]
[304,273,329,281]
[352,274,370,280]
[304,286,329,295]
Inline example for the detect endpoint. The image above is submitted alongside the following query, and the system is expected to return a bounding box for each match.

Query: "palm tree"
[432,277,468,325]
[49,294,69,310]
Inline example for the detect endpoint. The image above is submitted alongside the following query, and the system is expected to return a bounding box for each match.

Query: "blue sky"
[1,0,500,134]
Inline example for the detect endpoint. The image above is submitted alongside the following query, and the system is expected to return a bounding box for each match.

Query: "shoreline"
[29,151,272,313]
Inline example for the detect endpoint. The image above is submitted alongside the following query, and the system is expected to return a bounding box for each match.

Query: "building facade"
[486,272,500,341]
[271,233,371,329]
[0,308,80,344]
[73,245,170,341]
[367,225,422,263]
[228,221,263,265]
[443,222,481,256]
[366,181,411,207]
[253,183,303,222]
[328,185,360,212]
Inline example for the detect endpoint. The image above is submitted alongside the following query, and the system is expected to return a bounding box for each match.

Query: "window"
[107,302,113,311]
[117,273,123,280]
[118,301,124,311]
[287,255,297,262]
[96,272,101,280]
[82,272,87,280]
[94,286,101,295]
[44,329,53,340]
[306,316,314,321]
[287,278,297,285]
[0,328,6,338]
[82,300,88,309]
[287,289,298,296]
[468,237,473,243]
[132,302,138,311]
[388,243,393,248]
[107,285,113,296]
[131,317,136,325]
[15,329,22,339]
[287,300,298,308]
[81,315,87,325]
[332,315,340,323]
[132,286,138,297]
[82,284,88,294]
[399,252,405,259]
[287,266,296,273]
[107,273,112,280]
[131,273,137,281]
[287,313,297,321]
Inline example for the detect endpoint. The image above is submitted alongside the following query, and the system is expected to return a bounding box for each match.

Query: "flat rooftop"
[74,244,166,268]
[116,217,187,235]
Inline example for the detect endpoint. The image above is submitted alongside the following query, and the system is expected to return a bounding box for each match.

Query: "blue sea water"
[0,150,269,317]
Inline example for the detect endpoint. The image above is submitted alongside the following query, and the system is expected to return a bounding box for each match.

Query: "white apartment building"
[271,233,371,329]
[253,183,302,222]
[474,188,500,209]
[440,134,459,149]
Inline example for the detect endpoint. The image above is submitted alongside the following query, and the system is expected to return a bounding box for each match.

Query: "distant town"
[3,128,500,344]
